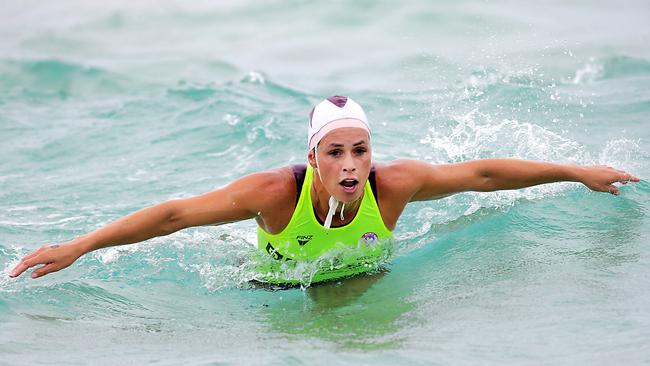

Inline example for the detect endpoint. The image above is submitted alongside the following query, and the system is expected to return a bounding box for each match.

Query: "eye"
[328,149,342,157]
[354,147,367,155]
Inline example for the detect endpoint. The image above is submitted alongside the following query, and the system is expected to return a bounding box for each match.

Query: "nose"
[342,153,356,172]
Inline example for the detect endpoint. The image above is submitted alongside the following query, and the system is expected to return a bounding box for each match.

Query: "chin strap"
[324,196,338,229]
[315,146,345,230]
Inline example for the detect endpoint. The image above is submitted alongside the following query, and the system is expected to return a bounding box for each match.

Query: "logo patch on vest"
[360,232,379,246]
[296,235,313,246]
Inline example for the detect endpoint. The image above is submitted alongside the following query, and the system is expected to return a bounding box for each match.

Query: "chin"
[336,195,360,204]
[332,185,364,203]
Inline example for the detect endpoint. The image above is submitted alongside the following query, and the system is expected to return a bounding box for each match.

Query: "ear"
[307,148,317,169]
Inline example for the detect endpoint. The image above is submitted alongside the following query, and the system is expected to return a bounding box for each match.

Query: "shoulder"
[374,159,461,203]
[375,159,487,202]
[374,159,433,195]
[235,166,298,233]
[375,159,433,177]
[229,166,296,208]
[238,166,295,187]
[165,166,297,228]
[367,160,430,229]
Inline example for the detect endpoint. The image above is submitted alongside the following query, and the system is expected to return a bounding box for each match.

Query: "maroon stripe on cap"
[309,107,315,126]
[327,95,348,108]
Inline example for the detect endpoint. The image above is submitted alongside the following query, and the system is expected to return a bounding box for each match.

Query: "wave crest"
[572,55,650,84]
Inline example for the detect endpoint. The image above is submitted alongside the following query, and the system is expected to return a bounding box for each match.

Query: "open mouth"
[339,178,359,193]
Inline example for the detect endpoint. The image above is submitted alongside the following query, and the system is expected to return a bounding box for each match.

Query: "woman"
[9,96,640,282]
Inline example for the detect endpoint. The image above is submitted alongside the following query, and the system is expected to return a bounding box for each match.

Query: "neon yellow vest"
[255,165,393,285]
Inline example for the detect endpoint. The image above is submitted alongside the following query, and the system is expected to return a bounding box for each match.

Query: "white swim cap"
[308,96,370,150]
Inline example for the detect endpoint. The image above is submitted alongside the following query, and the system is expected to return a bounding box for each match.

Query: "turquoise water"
[1,1,650,364]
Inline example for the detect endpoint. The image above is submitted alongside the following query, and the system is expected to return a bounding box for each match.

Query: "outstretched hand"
[579,165,640,195]
[9,242,84,279]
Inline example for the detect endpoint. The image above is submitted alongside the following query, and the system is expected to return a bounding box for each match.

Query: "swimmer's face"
[308,127,371,203]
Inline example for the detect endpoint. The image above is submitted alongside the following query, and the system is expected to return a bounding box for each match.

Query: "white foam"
[240,71,265,84]
[420,110,587,164]
[572,58,603,84]
[598,138,645,173]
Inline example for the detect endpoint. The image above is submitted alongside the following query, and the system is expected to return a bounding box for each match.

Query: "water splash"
[572,55,650,84]
[572,58,603,84]
[420,110,587,163]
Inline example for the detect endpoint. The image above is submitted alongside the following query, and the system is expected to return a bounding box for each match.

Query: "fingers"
[9,243,79,279]
[9,256,49,278]
[606,185,620,196]
[31,263,60,279]
[601,167,641,187]
[9,257,36,278]
[8,263,28,278]
[617,172,640,183]
[600,168,639,195]
[20,245,48,263]
[9,246,55,278]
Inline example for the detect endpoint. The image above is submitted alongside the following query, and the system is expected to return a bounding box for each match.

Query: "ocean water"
[1,1,649,365]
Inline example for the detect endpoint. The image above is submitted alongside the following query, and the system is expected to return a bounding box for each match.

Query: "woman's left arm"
[404,159,640,201]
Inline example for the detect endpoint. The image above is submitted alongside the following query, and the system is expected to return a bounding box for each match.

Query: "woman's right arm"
[8,168,292,279]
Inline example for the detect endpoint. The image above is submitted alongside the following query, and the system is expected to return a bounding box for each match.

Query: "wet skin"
[8,120,640,279]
